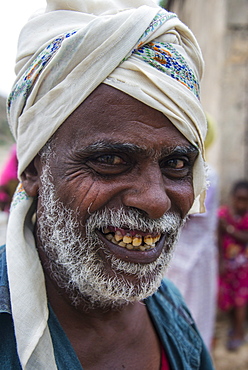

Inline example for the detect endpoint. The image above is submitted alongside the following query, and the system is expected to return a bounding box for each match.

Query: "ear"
[20,156,41,197]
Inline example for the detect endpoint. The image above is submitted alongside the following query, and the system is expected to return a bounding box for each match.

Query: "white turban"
[6,1,207,369]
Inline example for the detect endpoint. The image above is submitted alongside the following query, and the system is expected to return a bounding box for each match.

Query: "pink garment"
[160,345,170,370]
[218,205,248,311]
[0,145,18,207]
[0,144,18,186]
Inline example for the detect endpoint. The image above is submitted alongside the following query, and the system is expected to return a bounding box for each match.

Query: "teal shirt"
[0,246,214,369]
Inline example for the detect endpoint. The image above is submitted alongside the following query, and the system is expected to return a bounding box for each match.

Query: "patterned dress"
[218,206,248,311]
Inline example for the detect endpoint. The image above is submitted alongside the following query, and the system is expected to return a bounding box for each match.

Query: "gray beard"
[37,157,184,310]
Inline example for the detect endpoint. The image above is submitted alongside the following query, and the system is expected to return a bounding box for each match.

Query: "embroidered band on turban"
[6,1,207,369]
[7,0,207,207]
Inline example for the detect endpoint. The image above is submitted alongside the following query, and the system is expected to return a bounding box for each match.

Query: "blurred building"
[162,0,248,203]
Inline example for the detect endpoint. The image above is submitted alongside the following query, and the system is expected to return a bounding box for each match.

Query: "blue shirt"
[0,245,214,369]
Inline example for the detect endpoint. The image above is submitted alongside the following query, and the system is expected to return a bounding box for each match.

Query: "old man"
[1,0,213,369]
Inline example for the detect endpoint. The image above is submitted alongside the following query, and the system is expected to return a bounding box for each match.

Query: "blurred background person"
[165,114,219,350]
[0,144,18,212]
[0,144,18,245]
[218,180,248,351]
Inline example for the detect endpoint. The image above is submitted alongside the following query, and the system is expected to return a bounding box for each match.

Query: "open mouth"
[101,226,161,251]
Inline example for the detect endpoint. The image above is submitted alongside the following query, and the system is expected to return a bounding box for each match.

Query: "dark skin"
[21,84,198,369]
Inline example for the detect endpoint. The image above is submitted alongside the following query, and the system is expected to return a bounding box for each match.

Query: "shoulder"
[0,244,11,314]
[0,244,6,258]
[0,313,21,368]
[0,246,21,368]
[158,277,185,304]
[146,279,214,369]
[146,278,194,324]
[0,244,6,272]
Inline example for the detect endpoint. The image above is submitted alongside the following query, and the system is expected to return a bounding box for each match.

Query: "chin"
[51,244,172,311]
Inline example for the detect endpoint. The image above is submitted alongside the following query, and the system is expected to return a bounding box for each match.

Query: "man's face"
[34,84,198,309]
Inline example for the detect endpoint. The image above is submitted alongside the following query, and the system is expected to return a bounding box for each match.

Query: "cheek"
[166,181,195,217]
[56,178,119,223]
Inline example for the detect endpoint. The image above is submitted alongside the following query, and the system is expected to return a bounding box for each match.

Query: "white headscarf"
[6,1,207,368]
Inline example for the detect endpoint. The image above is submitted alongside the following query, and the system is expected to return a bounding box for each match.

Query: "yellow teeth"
[154,236,160,243]
[111,237,118,245]
[132,235,142,247]
[126,244,134,250]
[114,230,123,242]
[105,234,113,241]
[118,241,126,248]
[123,234,132,244]
[103,229,161,251]
[144,235,153,246]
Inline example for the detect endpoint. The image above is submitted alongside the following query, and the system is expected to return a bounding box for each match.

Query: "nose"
[121,166,171,219]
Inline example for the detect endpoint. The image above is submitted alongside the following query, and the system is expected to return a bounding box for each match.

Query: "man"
[1,0,213,369]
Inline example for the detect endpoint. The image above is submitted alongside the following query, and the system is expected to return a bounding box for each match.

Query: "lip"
[96,230,167,264]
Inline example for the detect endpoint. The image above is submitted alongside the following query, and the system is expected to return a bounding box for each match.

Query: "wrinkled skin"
[21,84,198,369]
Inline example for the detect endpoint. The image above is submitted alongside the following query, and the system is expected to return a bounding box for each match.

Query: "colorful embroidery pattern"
[139,10,177,42]
[120,9,200,99]
[8,30,78,112]
[10,183,30,211]
[122,10,176,62]
[133,42,200,99]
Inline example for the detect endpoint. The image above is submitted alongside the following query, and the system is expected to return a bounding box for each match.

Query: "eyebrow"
[75,140,199,158]
[163,145,199,157]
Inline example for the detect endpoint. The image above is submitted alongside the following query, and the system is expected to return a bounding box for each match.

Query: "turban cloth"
[6,1,207,369]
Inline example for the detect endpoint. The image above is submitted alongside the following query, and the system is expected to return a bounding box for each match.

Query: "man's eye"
[167,158,186,169]
[95,155,126,165]
[85,154,130,176]
[160,156,192,179]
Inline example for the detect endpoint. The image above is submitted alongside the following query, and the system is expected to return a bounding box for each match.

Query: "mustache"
[39,153,184,237]
[85,206,184,236]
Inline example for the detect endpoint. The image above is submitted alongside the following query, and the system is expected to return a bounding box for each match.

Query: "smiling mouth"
[101,226,161,251]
